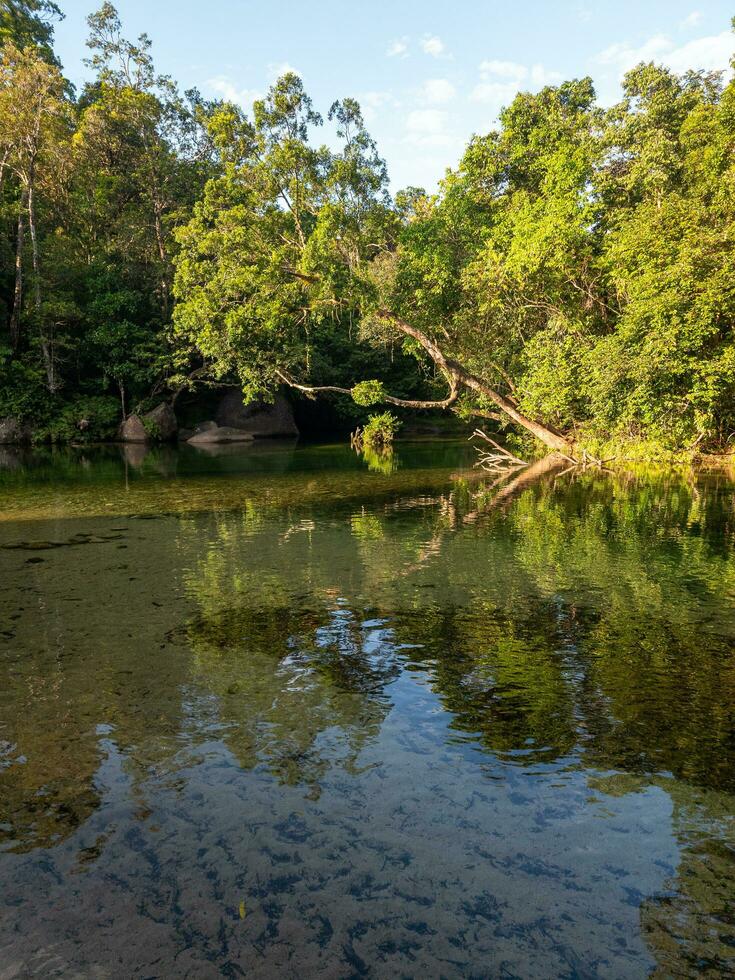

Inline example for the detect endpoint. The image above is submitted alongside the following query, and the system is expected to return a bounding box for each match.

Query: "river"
[1,440,733,977]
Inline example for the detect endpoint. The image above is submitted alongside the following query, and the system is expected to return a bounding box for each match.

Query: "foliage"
[360,411,400,448]
[36,394,120,442]
[1,6,735,454]
[0,3,214,436]
[141,415,161,440]
[350,379,387,406]
[0,1,62,63]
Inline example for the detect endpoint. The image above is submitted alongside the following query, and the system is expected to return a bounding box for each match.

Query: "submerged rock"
[187,425,255,445]
[216,387,298,438]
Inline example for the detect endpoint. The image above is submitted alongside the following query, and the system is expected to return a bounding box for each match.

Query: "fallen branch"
[470,428,527,471]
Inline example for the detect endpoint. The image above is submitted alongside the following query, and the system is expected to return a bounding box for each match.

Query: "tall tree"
[174,74,581,451]
[0,0,62,63]
[0,41,69,388]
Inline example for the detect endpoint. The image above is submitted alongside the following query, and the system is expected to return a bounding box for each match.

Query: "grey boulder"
[118,403,178,442]
[117,414,148,443]
[216,388,298,438]
[143,402,177,441]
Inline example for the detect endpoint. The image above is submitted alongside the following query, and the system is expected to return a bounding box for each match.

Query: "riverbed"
[1,440,734,977]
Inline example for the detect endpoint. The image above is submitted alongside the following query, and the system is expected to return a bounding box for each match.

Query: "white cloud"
[666,31,732,74]
[206,75,261,108]
[478,59,528,81]
[267,61,300,80]
[421,78,456,104]
[358,90,396,123]
[421,34,446,58]
[386,37,409,58]
[470,80,520,105]
[596,30,732,78]
[680,11,703,30]
[403,108,457,147]
[470,60,562,105]
[529,64,563,86]
[597,35,674,72]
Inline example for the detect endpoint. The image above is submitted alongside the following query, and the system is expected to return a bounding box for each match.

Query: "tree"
[0,41,69,388]
[0,0,62,63]
[587,63,735,447]
[174,75,593,451]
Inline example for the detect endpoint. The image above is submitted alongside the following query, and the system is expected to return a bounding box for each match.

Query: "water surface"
[1,441,734,977]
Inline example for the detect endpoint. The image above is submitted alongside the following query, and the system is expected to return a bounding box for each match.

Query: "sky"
[52,0,735,191]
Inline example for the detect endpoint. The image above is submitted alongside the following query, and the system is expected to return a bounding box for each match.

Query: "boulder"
[0,417,31,444]
[179,420,216,442]
[143,402,177,441]
[117,414,148,443]
[216,387,298,438]
[187,425,255,445]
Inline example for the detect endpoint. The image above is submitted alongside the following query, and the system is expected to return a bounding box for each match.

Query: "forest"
[2,0,735,457]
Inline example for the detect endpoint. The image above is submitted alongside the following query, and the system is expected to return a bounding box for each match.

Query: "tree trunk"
[153,202,169,319]
[27,181,41,312]
[0,150,9,201]
[9,189,27,351]
[27,179,58,393]
[376,310,574,454]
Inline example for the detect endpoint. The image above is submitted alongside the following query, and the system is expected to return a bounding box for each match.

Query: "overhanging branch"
[276,370,459,410]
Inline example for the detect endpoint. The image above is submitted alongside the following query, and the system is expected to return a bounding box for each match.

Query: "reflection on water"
[1,442,735,976]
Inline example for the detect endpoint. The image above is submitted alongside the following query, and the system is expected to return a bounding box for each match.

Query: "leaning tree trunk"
[376,310,574,454]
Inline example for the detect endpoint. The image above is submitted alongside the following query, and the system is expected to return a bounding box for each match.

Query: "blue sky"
[52,1,734,190]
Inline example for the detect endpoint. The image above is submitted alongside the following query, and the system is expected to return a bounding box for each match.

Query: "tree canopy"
[2,4,735,455]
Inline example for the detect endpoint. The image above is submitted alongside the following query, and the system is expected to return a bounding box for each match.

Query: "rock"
[216,387,298,438]
[118,404,177,443]
[117,414,148,443]
[142,402,177,441]
[0,417,31,444]
[187,425,255,445]
[178,420,215,442]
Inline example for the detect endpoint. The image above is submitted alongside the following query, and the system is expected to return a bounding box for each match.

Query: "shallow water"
[1,440,734,977]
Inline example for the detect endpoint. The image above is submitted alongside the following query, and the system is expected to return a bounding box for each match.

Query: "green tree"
[174,75,597,452]
[0,0,62,63]
[0,41,70,388]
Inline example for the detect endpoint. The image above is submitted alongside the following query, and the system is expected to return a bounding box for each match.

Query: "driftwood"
[470,429,527,472]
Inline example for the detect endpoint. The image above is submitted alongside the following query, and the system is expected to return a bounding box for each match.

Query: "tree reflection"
[3,458,735,973]
[184,598,399,787]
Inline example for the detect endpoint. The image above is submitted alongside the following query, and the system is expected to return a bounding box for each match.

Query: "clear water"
[1,440,734,978]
